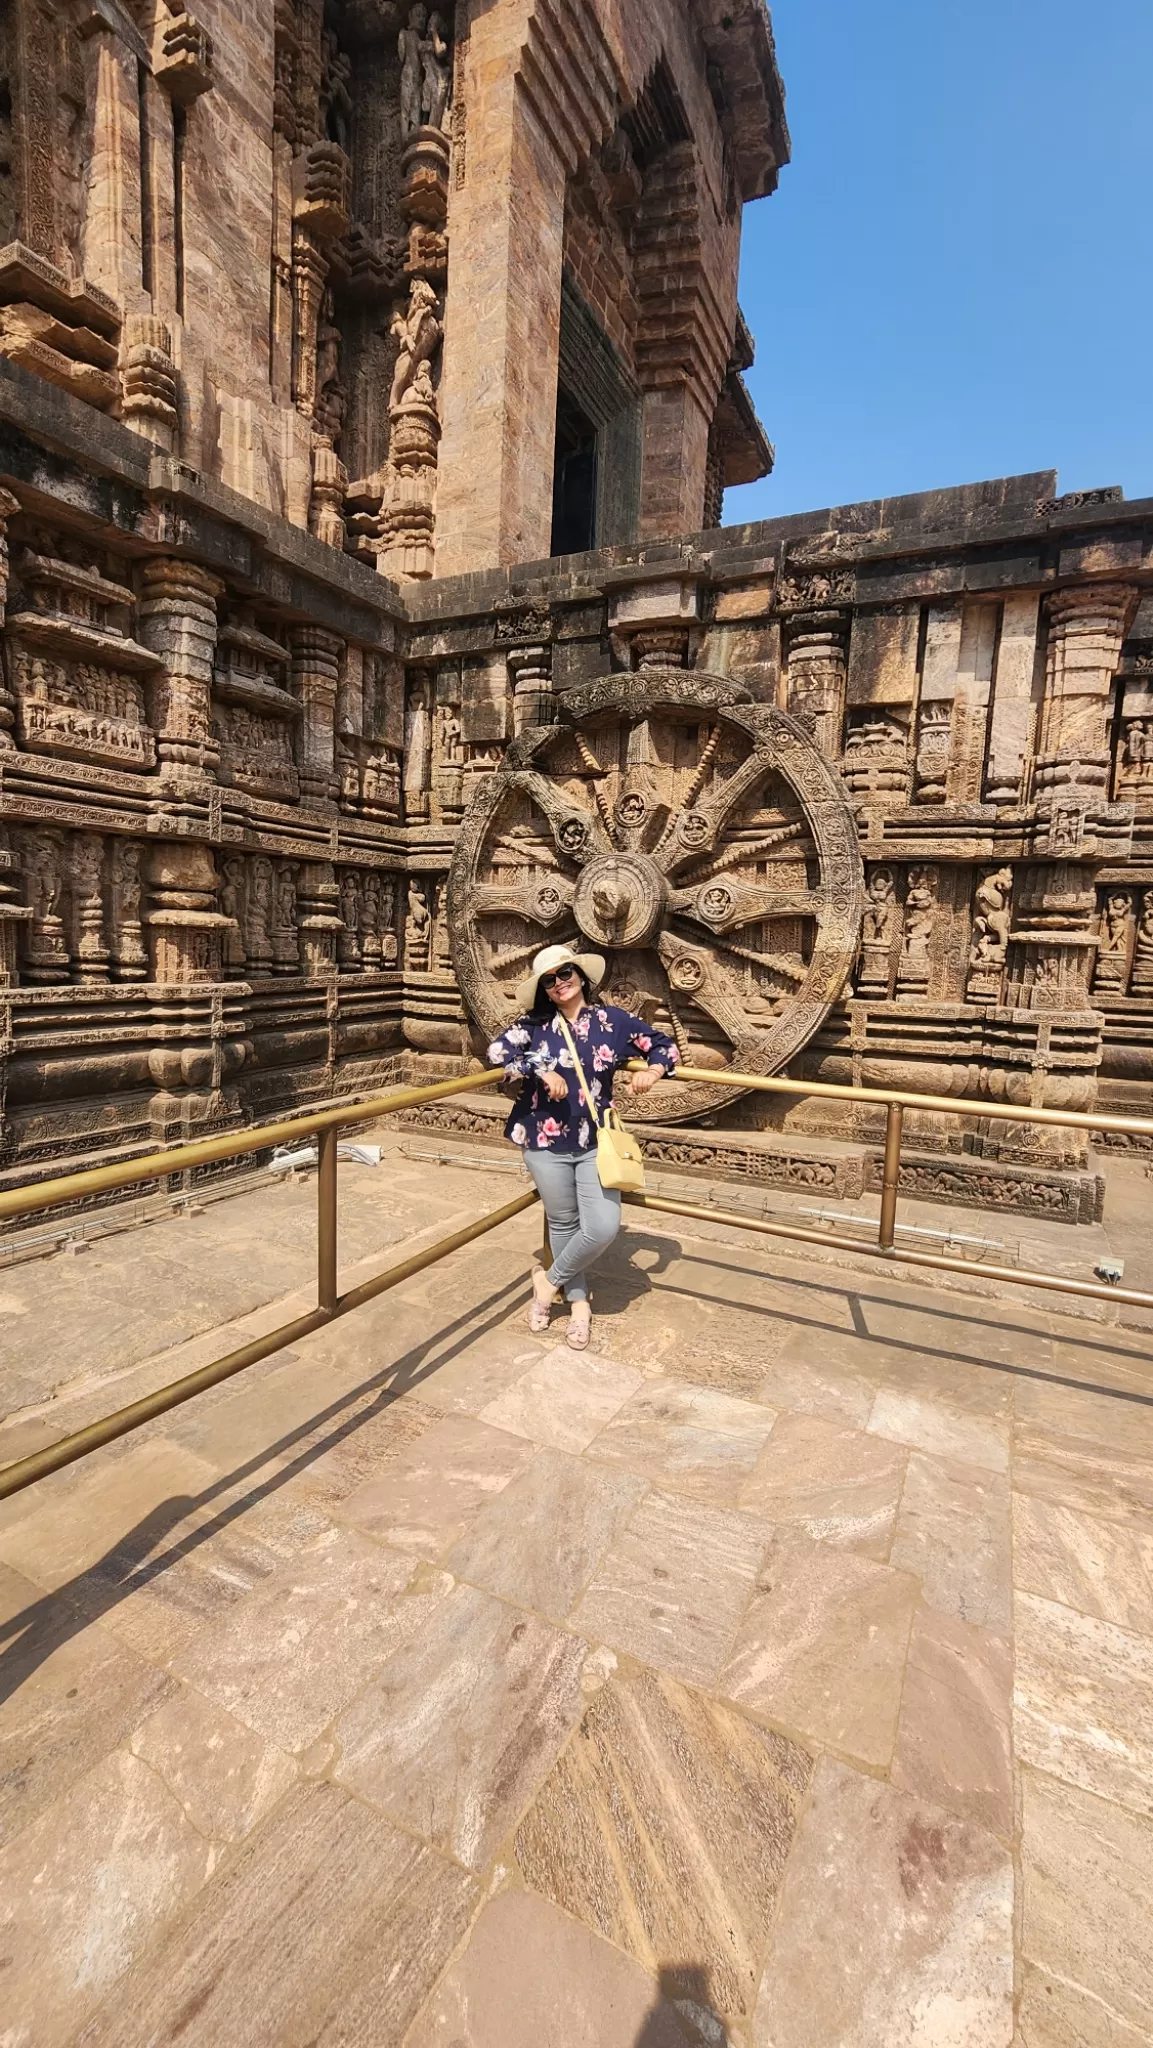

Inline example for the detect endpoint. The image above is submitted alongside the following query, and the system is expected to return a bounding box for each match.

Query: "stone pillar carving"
[0,830,32,985]
[297,861,342,975]
[290,625,342,804]
[1035,585,1137,799]
[506,643,554,735]
[0,488,20,749]
[120,315,179,452]
[71,833,110,984]
[1008,863,1099,1012]
[139,561,223,787]
[784,612,849,759]
[146,843,231,985]
[379,875,399,964]
[82,29,143,308]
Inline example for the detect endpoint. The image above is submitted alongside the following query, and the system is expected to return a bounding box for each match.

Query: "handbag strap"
[555,1014,602,1130]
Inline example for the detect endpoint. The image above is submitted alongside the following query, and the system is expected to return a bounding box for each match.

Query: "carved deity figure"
[856,865,898,995]
[360,872,383,969]
[969,867,1012,967]
[1131,891,1153,991]
[422,12,452,129]
[896,866,937,998]
[439,705,463,764]
[406,877,431,969]
[379,876,399,964]
[863,866,898,947]
[247,856,274,972]
[221,856,247,975]
[388,279,442,412]
[320,28,353,151]
[338,871,363,970]
[1093,889,1133,991]
[398,4,428,136]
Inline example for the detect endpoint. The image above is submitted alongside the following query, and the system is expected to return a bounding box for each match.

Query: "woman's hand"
[540,1068,569,1102]
[625,1064,665,1097]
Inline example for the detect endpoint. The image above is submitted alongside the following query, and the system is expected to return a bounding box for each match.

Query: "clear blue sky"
[726,0,1153,524]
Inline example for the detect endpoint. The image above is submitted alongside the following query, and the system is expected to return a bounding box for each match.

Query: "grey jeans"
[522,1147,622,1303]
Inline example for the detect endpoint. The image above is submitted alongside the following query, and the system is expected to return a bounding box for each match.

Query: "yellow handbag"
[557,1016,647,1193]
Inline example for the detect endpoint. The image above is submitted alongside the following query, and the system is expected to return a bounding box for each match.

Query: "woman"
[488,944,679,1349]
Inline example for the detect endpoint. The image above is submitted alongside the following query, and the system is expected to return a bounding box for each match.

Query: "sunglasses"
[541,966,579,988]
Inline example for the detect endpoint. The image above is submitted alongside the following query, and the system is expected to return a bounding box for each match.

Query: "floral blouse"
[488,1003,679,1153]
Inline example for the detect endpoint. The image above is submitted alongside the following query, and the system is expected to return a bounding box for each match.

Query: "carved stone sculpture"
[856,865,898,996]
[967,866,1013,1001]
[406,878,432,970]
[380,876,399,965]
[71,835,110,984]
[1131,891,1153,993]
[1093,889,1134,992]
[338,870,363,969]
[110,841,148,983]
[20,830,69,982]
[422,13,452,130]
[220,855,248,978]
[247,855,275,976]
[897,866,937,1000]
[273,863,300,974]
[389,280,442,413]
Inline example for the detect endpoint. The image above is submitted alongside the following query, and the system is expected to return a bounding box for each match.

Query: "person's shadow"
[634,1965,730,2046]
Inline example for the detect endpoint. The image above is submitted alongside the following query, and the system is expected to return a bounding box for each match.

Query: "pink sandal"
[528,1270,557,1332]
[566,1307,592,1351]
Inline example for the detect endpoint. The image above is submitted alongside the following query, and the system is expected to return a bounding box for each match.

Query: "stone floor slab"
[335,1412,535,1558]
[1014,1590,1153,1817]
[403,1330,549,1417]
[890,1451,1012,1630]
[74,1781,479,2047]
[719,1527,918,1767]
[478,1348,644,1453]
[1013,1418,1153,1524]
[586,1375,777,1505]
[282,1395,438,1509]
[406,1888,695,2047]
[752,1755,1014,2048]
[0,1439,219,1592]
[569,1487,768,1686]
[1019,1767,1153,2043]
[1012,1492,1153,1636]
[891,1606,1013,1839]
[0,1564,175,1848]
[129,1687,297,1845]
[514,1666,813,2033]
[0,1747,215,2046]
[869,1384,1010,1474]
[170,1528,440,1752]
[446,1446,646,1621]
[756,1329,878,1428]
[332,1581,590,1870]
[739,1410,907,1558]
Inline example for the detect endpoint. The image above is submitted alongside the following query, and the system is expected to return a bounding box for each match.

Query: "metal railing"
[1,1059,1151,1500]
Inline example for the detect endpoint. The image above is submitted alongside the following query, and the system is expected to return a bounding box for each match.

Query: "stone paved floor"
[1,1143,1151,2045]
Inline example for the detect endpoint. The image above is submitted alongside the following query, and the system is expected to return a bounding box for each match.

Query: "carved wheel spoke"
[449,670,864,1121]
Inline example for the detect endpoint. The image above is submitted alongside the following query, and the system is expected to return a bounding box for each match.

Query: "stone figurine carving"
[221,855,247,976]
[379,875,399,965]
[110,841,148,982]
[399,4,451,136]
[399,5,428,136]
[857,865,898,994]
[389,280,442,412]
[1093,889,1133,992]
[406,877,432,970]
[1131,891,1153,991]
[897,865,937,997]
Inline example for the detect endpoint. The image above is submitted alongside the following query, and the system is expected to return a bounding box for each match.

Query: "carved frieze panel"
[9,549,160,771]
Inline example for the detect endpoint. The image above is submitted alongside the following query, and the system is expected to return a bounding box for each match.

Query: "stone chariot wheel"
[447,668,865,1123]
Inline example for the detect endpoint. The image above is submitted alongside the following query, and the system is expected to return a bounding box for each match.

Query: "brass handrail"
[2,1054,1151,1501]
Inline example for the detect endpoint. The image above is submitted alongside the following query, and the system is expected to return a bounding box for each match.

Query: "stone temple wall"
[0,3,1150,1224]
[1,357,1151,1227]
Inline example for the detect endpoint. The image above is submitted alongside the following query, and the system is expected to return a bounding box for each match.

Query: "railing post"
[878,1101,903,1250]
[317,1126,339,1312]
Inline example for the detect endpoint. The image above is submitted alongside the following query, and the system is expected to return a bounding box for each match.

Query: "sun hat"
[515,942,607,1012]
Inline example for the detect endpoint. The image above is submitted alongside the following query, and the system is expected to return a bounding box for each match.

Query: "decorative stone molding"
[153,8,214,104]
[138,560,223,787]
[119,314,179,450]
